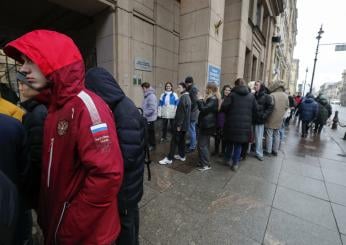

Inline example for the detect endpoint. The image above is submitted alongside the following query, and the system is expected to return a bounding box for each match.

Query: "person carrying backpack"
[314,94,332,134]
[85,67,145,245]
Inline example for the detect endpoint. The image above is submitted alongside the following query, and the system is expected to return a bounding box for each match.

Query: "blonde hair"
[205,82,221,100]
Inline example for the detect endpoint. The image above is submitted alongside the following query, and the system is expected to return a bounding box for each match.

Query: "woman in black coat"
[196,82,219,171]
[221,78,257,171]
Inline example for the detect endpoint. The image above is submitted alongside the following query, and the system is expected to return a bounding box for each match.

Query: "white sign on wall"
[135,57,152,71]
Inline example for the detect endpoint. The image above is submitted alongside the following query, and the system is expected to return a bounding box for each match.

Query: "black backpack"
[137,108,152,181]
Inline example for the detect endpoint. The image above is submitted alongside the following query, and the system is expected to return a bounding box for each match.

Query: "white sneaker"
[198,166,211,171]
[159,157,172,165]
[174,155,186,161]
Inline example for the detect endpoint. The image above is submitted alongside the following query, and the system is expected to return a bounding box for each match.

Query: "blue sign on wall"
[208,64,221,85]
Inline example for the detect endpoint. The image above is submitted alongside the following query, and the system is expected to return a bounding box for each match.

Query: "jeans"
[232,144,242,165]
[168,131,186,160]
[188,120,197,150]
[198,133,211,167]
[265,128,280,154]
[161,118,174,139]
[147,121,156,147]
[117,205,139,245]
[255,124,265,158]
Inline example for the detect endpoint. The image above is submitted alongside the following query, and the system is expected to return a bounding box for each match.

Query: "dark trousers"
[314,122,324,134]
[214,128,225,155]
[161,118,174,139]
[198,133,211,167]
[168,131,186,160]
[301,121,310,136]
[147,121,156,147]
[117,205,139,245]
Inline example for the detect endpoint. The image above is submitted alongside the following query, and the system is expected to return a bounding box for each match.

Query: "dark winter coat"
[288,95,295,107]
[315,96,332,124]
[174,92,191,132]
[221,85,257,143]
[254,86,274,124]
[20,99,47,209]
[0,114,28,186]
[197,95,218,133]
[187,85,199,121]
[0,170,18,245]
[85,67,145,211]
[300,97,318,122]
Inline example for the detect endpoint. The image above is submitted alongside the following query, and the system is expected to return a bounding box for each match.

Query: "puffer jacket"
[142,87,158,122]
[221,86,256,143]
[85,67,145,211]
[20,99,47,209]
[254,85,274,124]
[5,30,124,245]
[197,95,218,133]
[300,97,318,122]
[158,91,179,119]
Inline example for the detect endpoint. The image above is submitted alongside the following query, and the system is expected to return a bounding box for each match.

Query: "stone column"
[179,0,225,90]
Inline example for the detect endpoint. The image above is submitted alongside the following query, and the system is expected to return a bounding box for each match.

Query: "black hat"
[185,76,194,84]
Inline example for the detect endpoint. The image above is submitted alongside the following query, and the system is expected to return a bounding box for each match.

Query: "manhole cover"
[167,163,196,174]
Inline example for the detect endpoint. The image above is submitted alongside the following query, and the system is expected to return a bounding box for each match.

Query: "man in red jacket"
[4,30,124,244]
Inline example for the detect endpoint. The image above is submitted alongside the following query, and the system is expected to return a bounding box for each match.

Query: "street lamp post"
[302,67,308,96]
[310,25,324,94]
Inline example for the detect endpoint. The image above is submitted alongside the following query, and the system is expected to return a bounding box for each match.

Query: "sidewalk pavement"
[139,124,346,245]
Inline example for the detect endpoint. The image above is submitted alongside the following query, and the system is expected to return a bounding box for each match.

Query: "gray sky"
[293,0,346,92]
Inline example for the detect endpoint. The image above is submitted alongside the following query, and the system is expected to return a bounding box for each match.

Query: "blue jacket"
[300,97,318,122]
[158,91,179,119]
[85,67,145,210]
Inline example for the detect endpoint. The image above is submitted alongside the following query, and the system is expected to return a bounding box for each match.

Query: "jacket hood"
[304,97,315,104]
[145,87,156,97]
[233,85,250,96]
[85,67,125,108]
[4,30,84,108]
[318,96,328,105]
[269,81,286,93]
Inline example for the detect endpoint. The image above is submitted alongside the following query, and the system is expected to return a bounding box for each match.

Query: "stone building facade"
[1,0,297,105]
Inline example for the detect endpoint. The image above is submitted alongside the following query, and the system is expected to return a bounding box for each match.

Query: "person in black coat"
[0,113,32,245]
[196,82,219,171]
[159,82,191,165]
[221,78,257,171]
[18,78,48,210]
[253,81,274,161]
[85,67,145,245]
[185,76,199,153]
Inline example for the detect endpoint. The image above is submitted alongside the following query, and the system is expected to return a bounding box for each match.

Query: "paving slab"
[273,186,337,231]
[322,168,346,187]
[224,172,276,205]
[326,182,346,207]
[285,155,321,167]
[237,159,282,184]
[264,209,342,245]
[206,190,271,243]
[278,171,329,200]
[281,159,324,180]
[332,203,346,235]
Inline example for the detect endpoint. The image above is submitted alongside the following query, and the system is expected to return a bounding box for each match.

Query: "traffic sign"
[335,44,346,51]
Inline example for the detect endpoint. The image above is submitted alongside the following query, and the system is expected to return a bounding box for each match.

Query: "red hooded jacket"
[4,30,124,244]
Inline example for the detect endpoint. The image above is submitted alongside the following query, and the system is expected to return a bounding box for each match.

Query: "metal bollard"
[332,111,339,130]
[343,132,346,141]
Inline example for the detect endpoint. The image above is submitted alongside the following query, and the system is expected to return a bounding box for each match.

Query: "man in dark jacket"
[85,67,145,245]
[18,75,48,210]
[0,113,30,245]
[300,93,318,138]
[221,78,257,171]
[185,76,199,153]
[160,82,191,165]
[314,95,331,134]
[5,29,124,244]
[254,81,273,161]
